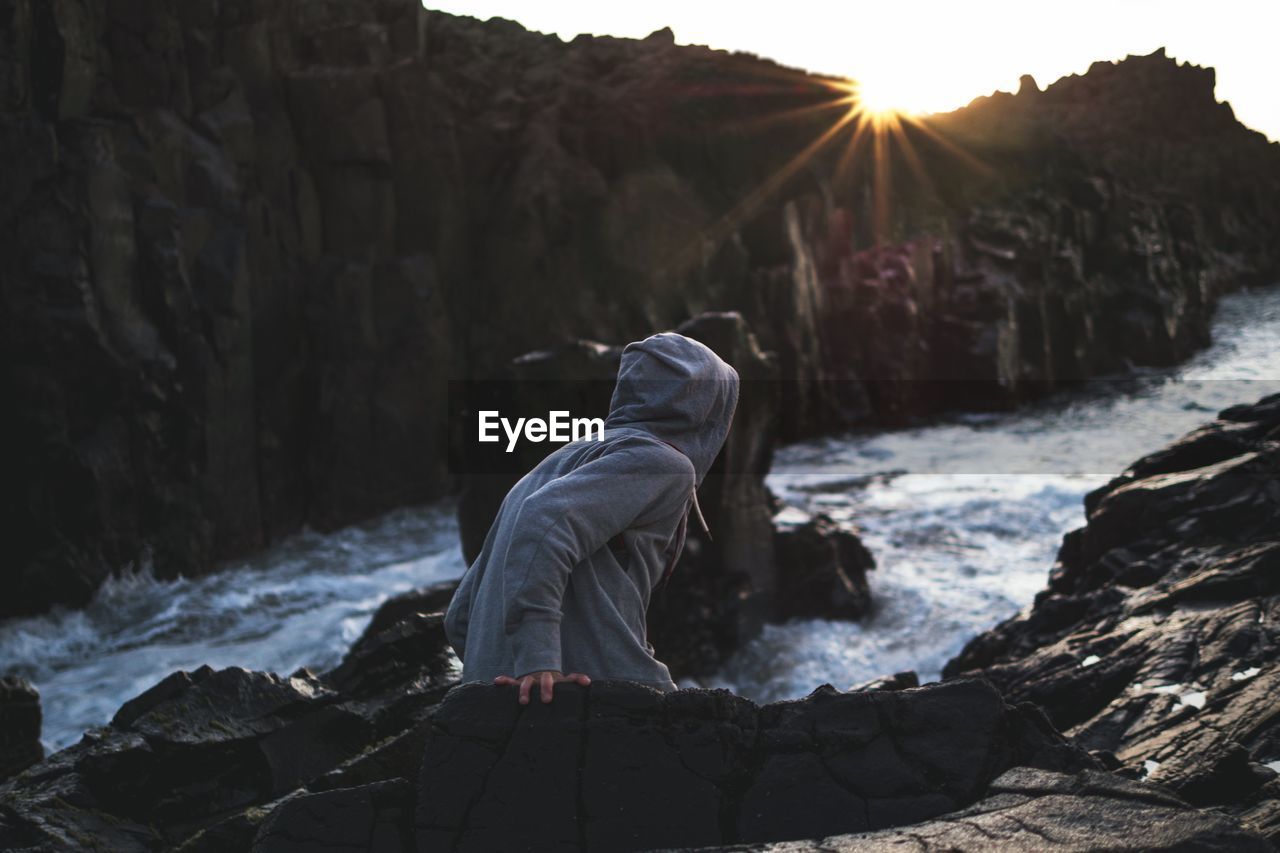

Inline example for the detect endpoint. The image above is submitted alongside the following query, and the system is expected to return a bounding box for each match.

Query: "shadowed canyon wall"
[2,0,1278,615]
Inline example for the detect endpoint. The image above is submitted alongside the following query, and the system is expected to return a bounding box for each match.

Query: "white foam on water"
[694,285,1280,704]
[0,503,466,752]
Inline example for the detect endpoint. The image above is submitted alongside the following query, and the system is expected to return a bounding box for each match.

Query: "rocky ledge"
[3,397,1279,850]
[666,768,1270,852]
[2,526,1274,853]
[7,639,1264,852]
[947,392,1280,843]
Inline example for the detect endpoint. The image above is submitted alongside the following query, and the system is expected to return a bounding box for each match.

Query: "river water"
[3,285,1278,752]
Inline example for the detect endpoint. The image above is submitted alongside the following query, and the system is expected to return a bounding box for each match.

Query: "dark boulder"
[325,612,456,706]
[945,392,1280,842]
[415,677,1094,851]
[0,595,1269,852]
[772,509,875,621]
[0,676,42,781]
[0,666,362,851]
[101,667,376,825]
[343,580,461,659]
[0,611,458,852]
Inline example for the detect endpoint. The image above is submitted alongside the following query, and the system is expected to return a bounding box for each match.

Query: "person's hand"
[494,670,591,704]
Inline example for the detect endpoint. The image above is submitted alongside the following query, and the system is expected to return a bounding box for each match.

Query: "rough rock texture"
[0,614,457,852]
[3,1,1278,616]
[772,509,875,621]
[252,779,414,853]
[946,392,1280,843]
[0,676,42,781]
[343,579,460,658]
[2,0,452,617]
[0,598,1269,851]
[415,677,1092,851]
[658,768,1273,852]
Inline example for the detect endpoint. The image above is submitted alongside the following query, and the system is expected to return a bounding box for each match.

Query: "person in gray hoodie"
[443,332,739,704]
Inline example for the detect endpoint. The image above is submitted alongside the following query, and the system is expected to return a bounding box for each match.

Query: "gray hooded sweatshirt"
[443,332,739,690]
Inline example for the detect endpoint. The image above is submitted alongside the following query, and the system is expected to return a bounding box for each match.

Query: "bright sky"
[426,1,1280,142]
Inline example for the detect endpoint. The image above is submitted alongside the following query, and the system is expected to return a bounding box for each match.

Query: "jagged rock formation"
[0,676,42,781]
[946,392,1280,843]
[2,0,1278,615]
[2,0,453,617]
[3,457,1276,853]
[0,630,1080,849]
[772,509,875,622]
[0,614,457,852]
[2,646,1266,852]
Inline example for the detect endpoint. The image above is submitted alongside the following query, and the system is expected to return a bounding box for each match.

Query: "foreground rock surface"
[0,586,1270,851]
[416,678,1088,850]
[659,768,1272,852]
[947,392,1280,843]
[0,614,458,852]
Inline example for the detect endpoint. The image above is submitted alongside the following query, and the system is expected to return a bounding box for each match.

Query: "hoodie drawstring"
[655,437,711,541]
[690,489,711,541]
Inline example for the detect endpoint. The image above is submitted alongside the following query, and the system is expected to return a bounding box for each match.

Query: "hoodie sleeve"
[501,439,695,679]
[442,566,475,662]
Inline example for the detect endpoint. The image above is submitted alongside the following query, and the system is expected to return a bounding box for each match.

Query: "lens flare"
[668,66,993,271]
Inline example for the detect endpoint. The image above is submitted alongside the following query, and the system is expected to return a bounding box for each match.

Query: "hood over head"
[603,332,739,486]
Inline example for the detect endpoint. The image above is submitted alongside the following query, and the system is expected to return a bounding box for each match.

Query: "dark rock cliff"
[3,0,1279,617]
[945,392,1280,842]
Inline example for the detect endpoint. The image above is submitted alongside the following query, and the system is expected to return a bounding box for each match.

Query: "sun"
[844,75,923,124]
[854,80,910,119]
